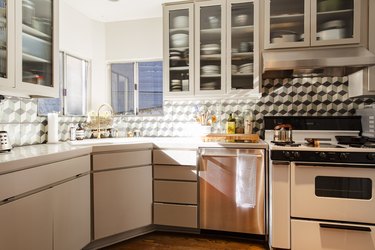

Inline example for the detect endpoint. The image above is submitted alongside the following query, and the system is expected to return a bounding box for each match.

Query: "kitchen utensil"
[173,15,188,29]
[208,16,220,28]
[273,124,293,143]
[233,14,249,26]
[318,28,345,40]
[0,131,12,152]
[318,0,343,12]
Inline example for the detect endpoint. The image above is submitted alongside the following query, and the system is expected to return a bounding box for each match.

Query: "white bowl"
[208,16,220,29]
[171,33,188,47]
[318,28,345,40]
[173,16,188,29]
[233,14,249,26]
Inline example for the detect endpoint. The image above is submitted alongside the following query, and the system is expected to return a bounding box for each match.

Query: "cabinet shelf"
[22,24,51,41]
[200,54,221,60]
[200,74,221,78]
[232,73,253,76]
[270,13,304,23]
[232,52,254,60]
[169,27,189,34]
[231,25,254,35]
[317,9,354,16]
[170,66,189,71]
[23,53,51,63]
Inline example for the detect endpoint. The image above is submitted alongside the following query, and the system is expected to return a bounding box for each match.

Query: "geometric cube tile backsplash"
[1,77,375,146]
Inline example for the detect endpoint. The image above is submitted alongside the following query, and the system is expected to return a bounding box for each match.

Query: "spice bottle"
[244,110,253,134]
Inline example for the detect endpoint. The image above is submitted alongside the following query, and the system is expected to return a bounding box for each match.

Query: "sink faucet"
[97,103,114,139]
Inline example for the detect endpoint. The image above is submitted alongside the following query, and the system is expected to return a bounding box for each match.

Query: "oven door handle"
[319,223,372,232]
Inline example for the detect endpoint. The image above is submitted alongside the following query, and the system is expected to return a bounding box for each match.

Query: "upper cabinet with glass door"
[163,3,194,97]
[195,0,226,96]
[265,0,310,49]
[0,0,15,90]
[311,0,361,46]
[227,0,259,94]
[265,0,362,49]
[15,0,59,98]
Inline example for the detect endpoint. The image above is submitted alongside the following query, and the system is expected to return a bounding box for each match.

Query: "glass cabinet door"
[227,0,258,93]
[265,0,310,49]
[21,0,53,87]
[195,0,226,95]
[311,0,361,46]
[164,3,194,97]
[0,0,15,88]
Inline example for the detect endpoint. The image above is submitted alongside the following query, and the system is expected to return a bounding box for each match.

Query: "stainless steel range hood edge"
[262,46,375,79]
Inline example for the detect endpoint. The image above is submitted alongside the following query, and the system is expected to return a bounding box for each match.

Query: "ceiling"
[62,0,164,23]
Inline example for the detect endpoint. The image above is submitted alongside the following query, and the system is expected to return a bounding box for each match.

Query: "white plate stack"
[201,65,220,76]
[171,33,188,48]
[170,79,182,92]
[238,63,253,74]
[201,44,220,55]
[173,15,188,29]
[201,81,217,90]
[231,65,238,74]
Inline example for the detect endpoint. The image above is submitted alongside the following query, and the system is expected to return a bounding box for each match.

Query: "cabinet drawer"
[154,203,197,228]
[153,149,197,166]
[0,155,90,202]
[154,165,197,181]
[154,180,197,204]
[93,150,151,171]
[291,219,375,250]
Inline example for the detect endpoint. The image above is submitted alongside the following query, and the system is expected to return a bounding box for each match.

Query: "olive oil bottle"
[226,113,236,134]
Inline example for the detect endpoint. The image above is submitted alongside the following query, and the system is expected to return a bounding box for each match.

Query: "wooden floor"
[102,231,268,250]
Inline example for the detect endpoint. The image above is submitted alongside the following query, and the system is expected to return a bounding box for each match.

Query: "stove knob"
[319,152,327,159]
[367,153,375,160]
[293,152,300,158]
[339,153,348,160]
[283,151,291,159]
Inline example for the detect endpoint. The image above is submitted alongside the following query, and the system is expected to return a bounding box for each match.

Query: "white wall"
[105,17,163,61]
[59,1,107,110]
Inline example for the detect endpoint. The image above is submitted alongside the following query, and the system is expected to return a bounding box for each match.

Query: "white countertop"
[0,137,268,175]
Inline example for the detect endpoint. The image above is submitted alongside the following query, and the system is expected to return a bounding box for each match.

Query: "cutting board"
[203,133,260,143]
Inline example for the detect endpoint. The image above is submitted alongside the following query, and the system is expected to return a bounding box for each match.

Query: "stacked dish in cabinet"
[0,0,7,78]
[199,5,222,91]
[168,9,190,92]
[229,2,255,90]
[22,0,53,86]
[316,0,354,41]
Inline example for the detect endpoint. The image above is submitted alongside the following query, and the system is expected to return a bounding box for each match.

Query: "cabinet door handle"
[320,223,371,232]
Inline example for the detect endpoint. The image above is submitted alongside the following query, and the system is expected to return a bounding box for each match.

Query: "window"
[37,52,90,116]
[110,61,163,116]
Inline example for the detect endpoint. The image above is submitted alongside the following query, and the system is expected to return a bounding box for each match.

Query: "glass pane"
[65,54,87,116]
[0,0,7,78]
[269,0,305,44]
[111,63,135,115]
[22,0,53,86]
[231,2,254,90]
[169,9,189,92]
[316,0,354,41]
[200,5,222,91]
[315,176,372,200]
[138,61,163,115]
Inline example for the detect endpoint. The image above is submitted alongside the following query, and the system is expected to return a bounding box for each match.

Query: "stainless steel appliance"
[0,131,12,152]
[198,148,266,235]
[266,116,375,250]
[273,123,293,143]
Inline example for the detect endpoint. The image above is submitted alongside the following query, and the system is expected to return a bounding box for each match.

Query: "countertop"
[0,137,268,175]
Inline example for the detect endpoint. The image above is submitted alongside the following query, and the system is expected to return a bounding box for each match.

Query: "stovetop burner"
[271,141,301,147]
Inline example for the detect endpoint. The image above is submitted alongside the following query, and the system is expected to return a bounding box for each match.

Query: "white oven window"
[315,176,372,200]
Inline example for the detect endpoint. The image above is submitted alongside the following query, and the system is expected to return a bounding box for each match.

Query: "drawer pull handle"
[320,223,371,232]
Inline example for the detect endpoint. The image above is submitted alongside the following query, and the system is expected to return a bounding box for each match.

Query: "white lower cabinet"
[154,203,198,228]
[0,155,91,250]
[93,165,153,240]
[0,189,54,250]
[291,219,375,250]
[53,175,91,250]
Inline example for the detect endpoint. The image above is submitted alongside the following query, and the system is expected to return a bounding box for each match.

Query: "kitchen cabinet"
[0,155,91,250]
[163,0,260,98]
[53,174,91,250]
[92,149,153,240]
[0,0,59,98]
[264,0,362,49]
[163,3,195,97]
[153,149,198,228]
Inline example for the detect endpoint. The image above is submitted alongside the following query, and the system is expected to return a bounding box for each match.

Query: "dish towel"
[235,153,257,208]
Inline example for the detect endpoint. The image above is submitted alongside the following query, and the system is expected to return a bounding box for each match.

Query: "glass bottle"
[226,113,236,134]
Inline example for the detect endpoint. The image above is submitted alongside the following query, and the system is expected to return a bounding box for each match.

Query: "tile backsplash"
[1,77,374,147]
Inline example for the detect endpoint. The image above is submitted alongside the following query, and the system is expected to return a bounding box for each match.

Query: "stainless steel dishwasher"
[198,147,265,235]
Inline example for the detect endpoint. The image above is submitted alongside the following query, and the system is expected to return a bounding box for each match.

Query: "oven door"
[291,162,375,224]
